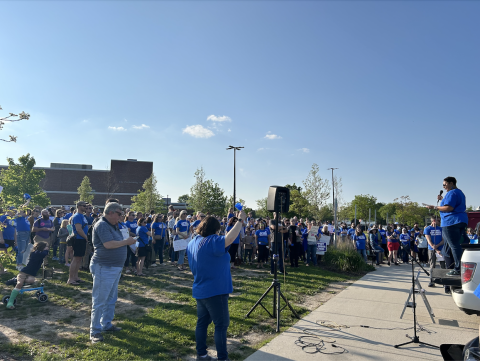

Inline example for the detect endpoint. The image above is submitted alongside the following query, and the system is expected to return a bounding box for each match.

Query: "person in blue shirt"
[426,176,469,276]
[15,208,31,270]
[369,227,384,266]
[136,218,152,276]
[174,210,191,271]
[386,226,399,266]
[0,209,17,250]
[399,228,411,264]
[67,202,89,286]
[64,207,74,220]
[227,208,235,220]
[186,211,246,361]
[352,226,367,262]
[347,223,356,240]
[151,214,167,266]
[124,211,138,273]
[424,217,444,287]
[467,228,478,244]
[378,225,387,260]
[254,222,270,269]
[225,217,241,269]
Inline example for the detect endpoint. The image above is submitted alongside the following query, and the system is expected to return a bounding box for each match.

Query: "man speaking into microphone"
[426,177,469,276]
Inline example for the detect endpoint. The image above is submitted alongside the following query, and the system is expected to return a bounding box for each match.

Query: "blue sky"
[1,1,479,209]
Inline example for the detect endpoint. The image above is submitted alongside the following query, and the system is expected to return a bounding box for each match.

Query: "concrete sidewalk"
[245,264,479,361]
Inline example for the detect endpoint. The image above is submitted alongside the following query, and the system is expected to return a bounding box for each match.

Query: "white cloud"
[132,124,150,130]
[265,131,282,140]
[108,126,127,131]
[227,129,231,132]
[298,148,310,153]
[124,119,128,122]
[207,115,232,122]
[182,125,215,138]
[82,119,89,123]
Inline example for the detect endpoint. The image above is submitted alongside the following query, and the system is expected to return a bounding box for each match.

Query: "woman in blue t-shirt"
[174,210,191,271]
[151,214,167,265]
[255,222,270,269]
[399,228,411,264]
[136,218,151,276]
[186,212,246,361]
[352,226,367,262]
[226,217,241,269]
[386,226,399,266]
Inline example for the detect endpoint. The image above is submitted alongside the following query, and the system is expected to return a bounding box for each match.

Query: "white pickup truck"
[432,244,480,315]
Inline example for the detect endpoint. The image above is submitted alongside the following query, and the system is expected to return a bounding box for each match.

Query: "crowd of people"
[0,176,475,359]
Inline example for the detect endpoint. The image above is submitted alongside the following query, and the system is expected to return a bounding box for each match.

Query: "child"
[57,220,69,264]
[467,228,478,244]
[65,223,74,266]
[6,241,49,309]
[243,229,254,264]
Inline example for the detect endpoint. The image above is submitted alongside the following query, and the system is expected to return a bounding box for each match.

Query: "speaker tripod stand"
[245,190,299,332]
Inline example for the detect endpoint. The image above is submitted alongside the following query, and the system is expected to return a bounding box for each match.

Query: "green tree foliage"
[189,167,207,212]
[130,173,164,214]
[75,176,94,204]
[202,180,227,216]
[349,194,377,222]
[302,163,330,221]
[286,189,313,219]
[379,196,431,226]
[379,202,398,223]
[0,154,50,208]
[224,196,247,216]
[255,197,273,219]
[178,194,189,203]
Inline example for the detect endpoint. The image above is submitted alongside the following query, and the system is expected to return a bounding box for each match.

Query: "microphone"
[439,190,443,197]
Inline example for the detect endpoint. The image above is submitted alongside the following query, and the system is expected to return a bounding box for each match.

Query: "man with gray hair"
[89,202,136,343]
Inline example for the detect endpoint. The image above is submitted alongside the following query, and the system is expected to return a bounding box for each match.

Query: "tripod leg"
[418,341,439,349]
[245,283,275,318]
[276,283,281,332]
[394,340,415,348]
[279,290,300,319]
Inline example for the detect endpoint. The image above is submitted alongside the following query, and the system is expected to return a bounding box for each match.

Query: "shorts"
[137,247,148,258]
[73,238,87,257]
[66,237,74,247]
[387,242,399,251]
[17,271,35,284]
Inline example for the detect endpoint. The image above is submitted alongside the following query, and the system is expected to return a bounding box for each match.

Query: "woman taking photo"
[186,211,246,361]
[386,225,399,266]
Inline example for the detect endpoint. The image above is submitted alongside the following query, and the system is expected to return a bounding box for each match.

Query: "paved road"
[245,263,478,361]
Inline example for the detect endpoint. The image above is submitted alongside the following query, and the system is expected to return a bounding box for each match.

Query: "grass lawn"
[0,253,360,361]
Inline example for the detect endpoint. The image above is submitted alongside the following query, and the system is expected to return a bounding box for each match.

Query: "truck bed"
[431,268,462,287]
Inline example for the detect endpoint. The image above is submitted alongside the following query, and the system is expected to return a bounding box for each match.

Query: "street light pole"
[227,146,244,209]
[327,167,339,244]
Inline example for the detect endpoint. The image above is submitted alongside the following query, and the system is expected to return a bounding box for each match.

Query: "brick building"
[13,159,152,207]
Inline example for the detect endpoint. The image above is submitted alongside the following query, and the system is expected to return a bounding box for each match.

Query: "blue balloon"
[235,202,243,211]
[24,193,31,200]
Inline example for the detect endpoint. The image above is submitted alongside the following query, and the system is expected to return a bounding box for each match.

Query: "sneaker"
[196,355,213,360]
[445,286,451,294]
[52,257,59,261]
[104,325,122,332]
[387,261,390,266]
[446,270,460,276]
[5,277,17,286]
[150,264,157,268]
[90,333,104,343]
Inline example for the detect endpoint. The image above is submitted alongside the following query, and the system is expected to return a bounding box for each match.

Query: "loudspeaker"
[267,186,290,213]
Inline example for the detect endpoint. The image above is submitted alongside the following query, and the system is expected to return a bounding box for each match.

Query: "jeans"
[53,236,60,258]
[124,246,136,268]
[401,243,410,263]
[270,250,284,273]
[89,263,122,336]
[307,244,317,265]
[170,245,177,262]
[357,249,367,262]
[244,249,253,262]
[177,249,186,265]
[59,243,66,263]
[196,294,230,360]
[372,244,384,264]
[442,222,468,272]
[153,237,165,264]
[16,231,30,265]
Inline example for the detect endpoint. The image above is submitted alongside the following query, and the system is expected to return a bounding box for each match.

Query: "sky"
[1,1,479,210]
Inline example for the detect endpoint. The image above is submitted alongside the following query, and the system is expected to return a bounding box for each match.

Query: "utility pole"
[327,168,339,244]
[227,146,244,208]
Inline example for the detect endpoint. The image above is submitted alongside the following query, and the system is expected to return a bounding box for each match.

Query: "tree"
[103,169,119,202]
[255,197,273,219]
[130,173,164,214]
[0,154,50,208]
[286,189,313,219]
[0,105,30,143]
[75,176,94,204]
[393,195,430,226]
[302,163,330,221]
[202,180,227,216]
[224,196,247,216]
[349,194,377,223]
[189,167,207,212]
[178,194,189,203]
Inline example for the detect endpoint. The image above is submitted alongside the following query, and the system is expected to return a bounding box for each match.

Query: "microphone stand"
[394,232,438,349]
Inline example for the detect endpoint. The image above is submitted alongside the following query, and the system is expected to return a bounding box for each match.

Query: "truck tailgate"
[431,268,462,287]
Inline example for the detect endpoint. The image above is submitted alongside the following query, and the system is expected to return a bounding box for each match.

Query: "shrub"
[324,244,375,273]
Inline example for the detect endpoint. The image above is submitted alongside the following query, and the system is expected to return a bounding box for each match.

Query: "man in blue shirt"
[67,201,89,285]
[347,223,356,240]
[427,176,469,276]
[424,217,444,287]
